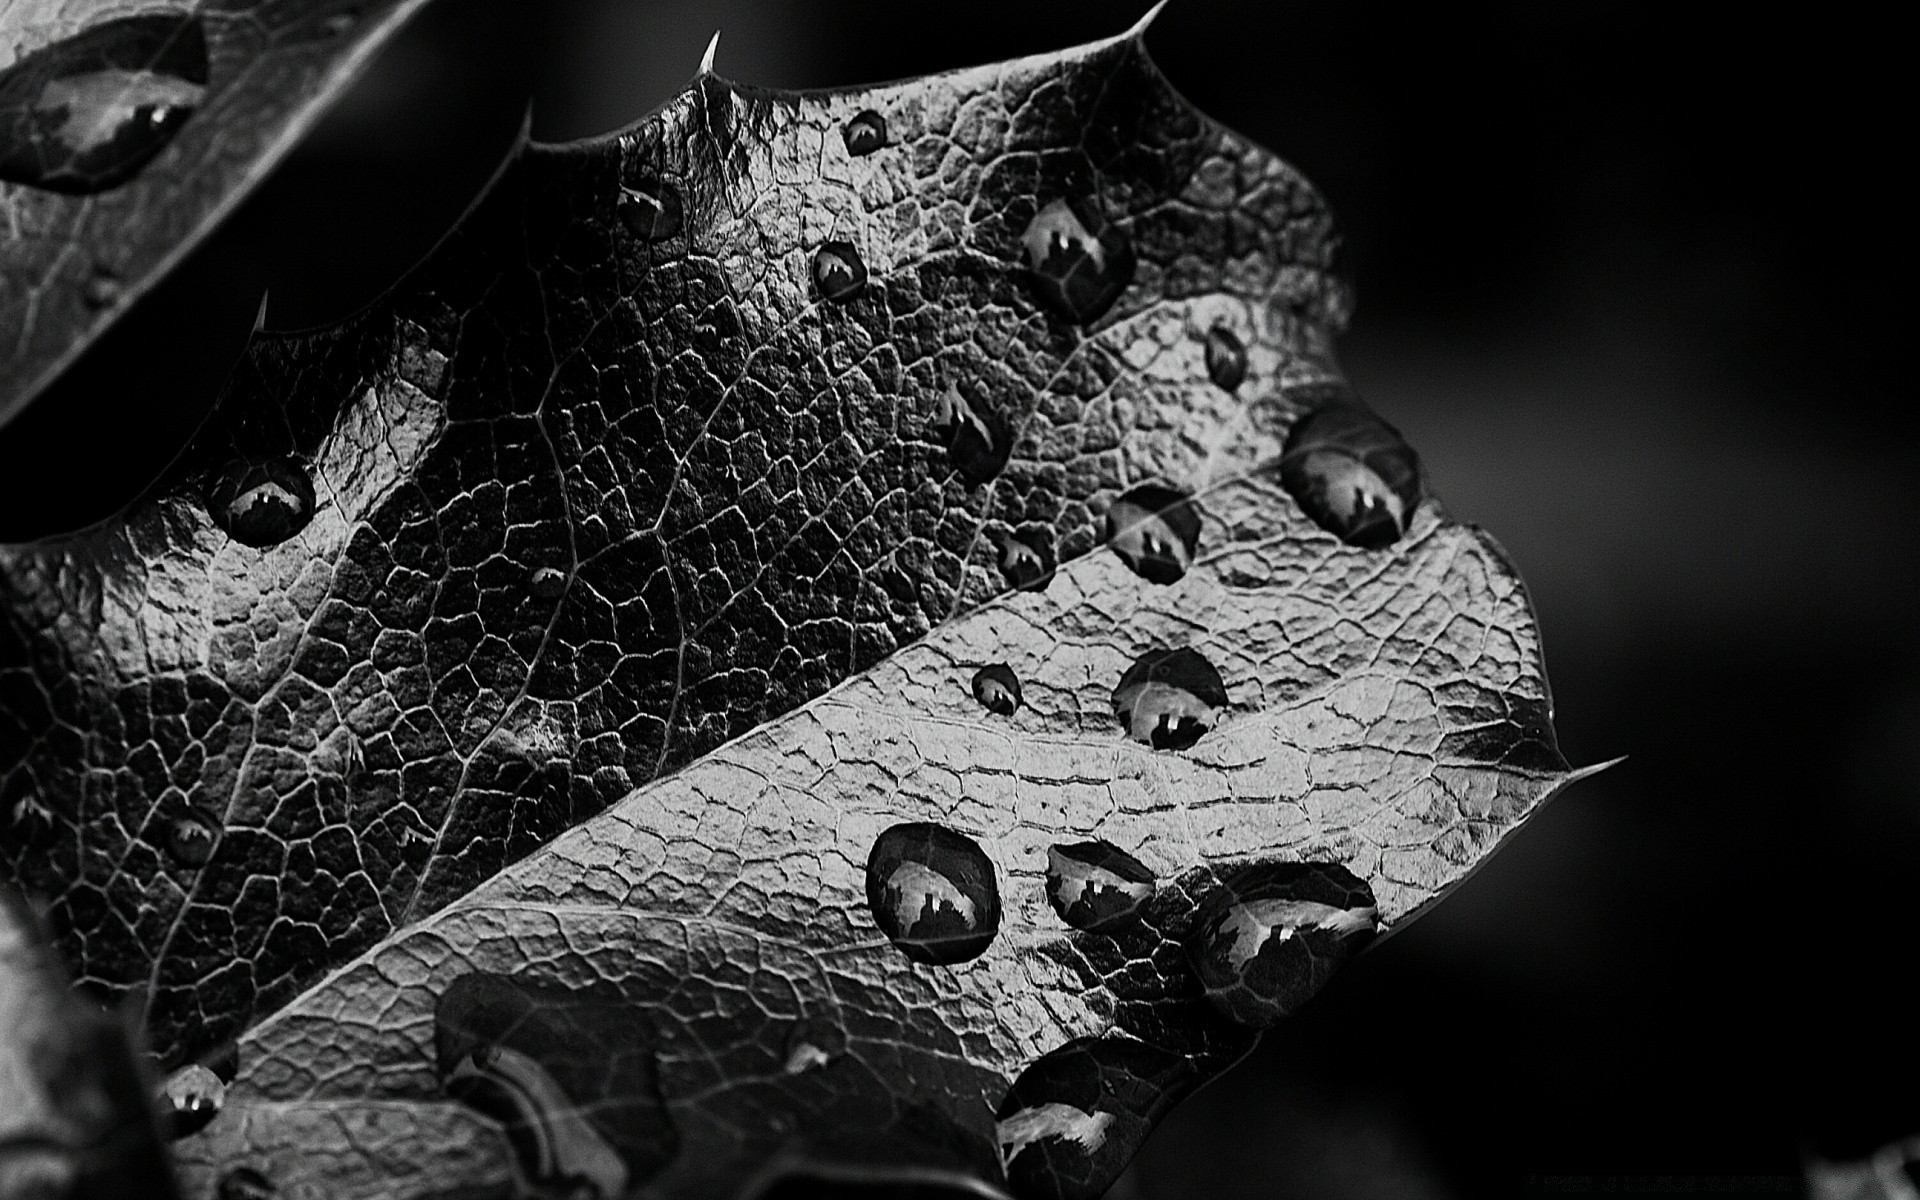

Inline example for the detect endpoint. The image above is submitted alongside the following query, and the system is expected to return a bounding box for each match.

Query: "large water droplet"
[970,663,1022,716]
[931,384,1009,486]
[1105,485,1201,585]
[216,1167,275,1200]
[205,456,316,548]
[0,12,209,194]
[812,240,867,302]
[618,179,683,242]
[1110,648,1227,751]
[1000,528,1054,593]
[167,811,218,867]
[1204,325,1247,391]
[996,1036,1197,1200]
[1044,841,1155,932]
[159,1062,224,1139]
[1020,197,1135,325]
[1187,862,1377,1027]
[1276,398,1423,548]
[841,109,887,156]
[865,823,1000,966]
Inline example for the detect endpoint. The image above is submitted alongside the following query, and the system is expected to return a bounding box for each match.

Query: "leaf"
[0,11,1590,1198]
[0,0,436,426]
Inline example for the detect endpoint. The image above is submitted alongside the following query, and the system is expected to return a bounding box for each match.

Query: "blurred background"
[3,2,1912,1196]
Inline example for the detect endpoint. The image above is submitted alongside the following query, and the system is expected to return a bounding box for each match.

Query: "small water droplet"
[1111,648,1226,751]
[841,109,887,156]
[1276,398,1423,548]
[865,823,1001,966]
[931,383,1010,486]
[159,1062,224,1139]
[530,566,567,600]
[1203,325,1247,391]
[812,240,867,302]
[7,792,54,844]
[1020,197,1136,325]
[0,12,210,194]
[167,811,218,867]
[82,268,123,309]
[1000,529,1054,593]
[1044,841,1156,932]
[997,1036,1195,1197]
[205,456,316,548]
[1106,485,1201,585]
[618,179,683,241]
[217,1166,275,1200]
[970,664,1022,716]
[1187,862,1377,1027]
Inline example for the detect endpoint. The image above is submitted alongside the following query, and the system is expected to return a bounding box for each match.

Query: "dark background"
[5,2,1913,1197]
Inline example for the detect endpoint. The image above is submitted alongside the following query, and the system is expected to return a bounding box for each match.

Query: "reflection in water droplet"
[1276,398,1422,548]
[167,812,218,867]
[1187,862,1376,1027]
[618,179,683,242]
[0,12,209,194]
[931,383,1009,486]
[205,456,316,548]
[1204,325,1247,391]
[1044,841,1156,932]
[1020,197,1136,325]
[812,240,867,302]
[841,109,887,156]
[1000,529,1054,593]
[1105,484,1201,585]
[8,792,54,843]
[160,1062,225,1139]
[217,1166,276,1200]
[865,822,1000,966]
[971,663,1022,716]
[997,1036,1196,1198]
[1111,647,1227,751]
[530,566,567,600]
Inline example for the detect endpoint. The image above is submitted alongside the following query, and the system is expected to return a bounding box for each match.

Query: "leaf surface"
[2,15,1582,1198]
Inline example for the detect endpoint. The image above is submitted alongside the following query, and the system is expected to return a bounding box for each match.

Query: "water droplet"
[841,109,887,156]
[996,1036,1196,1199]
[1044,841,1155,932]
[1111,648,1226,751]
[812,240,867,302]
[1187,862,1377,1027]
[865,823,1001,966]
[1000,529,1054,593]
[1105,485,1201,585]
[1203,325,1247,391]
[1020,197,1136,325]
[167,812,218,867]
[7,792,54,844]
[530,566,567,600]
[320,9,359,36]
[618,179,683,242]
[82,268,123,309]
[970,664,1022,716]
[159,1062,224,1139]
[0,13,209,194]
[205,456,316,548]
[217,1167,275,1200]
[1276,399,1423,548]
[931,384,1010,486]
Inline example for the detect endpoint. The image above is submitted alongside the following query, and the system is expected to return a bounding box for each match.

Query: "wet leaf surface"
[1,14,1584,1199]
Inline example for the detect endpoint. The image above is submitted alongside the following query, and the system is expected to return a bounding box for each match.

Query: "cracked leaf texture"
[3,19,1576,1199]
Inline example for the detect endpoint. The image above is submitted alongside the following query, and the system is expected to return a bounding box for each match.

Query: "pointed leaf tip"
[1128,0,1172,40]
[699,30,720,75]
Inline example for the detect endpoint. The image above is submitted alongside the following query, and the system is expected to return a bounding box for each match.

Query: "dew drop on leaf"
[617,179,683,242]
[205,456,316,548]
[865,822,1001,966]
[812,239,867,302]
[82,268,123,309]
[1276,399,1423,548]
[970,663,1022,716]
[1105,484,1201,585]
[1110,648,1227,750]
[159,1062,224,1139]
[0,12,209,194]
[931,383,1010,486]
[1044,841,1155,932]
[841,108,887,155]
[216,1167,275,1200]
[996,1036,1196,1200]
[7,792,54,844]
[530,566,567,600]
[1203,325,1247,391]
[1187,862,1376,1027]
[1020,197,1136,325]
[167,812,218,867]
[1000,529,1055,593]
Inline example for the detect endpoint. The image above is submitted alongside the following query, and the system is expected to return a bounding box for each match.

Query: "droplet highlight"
[1110,648,1226,751]
[996,1036,1197,1200]
[1000,529,1054,593]
[1276,399,1423,548]
[865,822,1001,966]
[1105,485,1201,585]
[167,812,218,867]
[1203,325,1247,391]
[1187,862,1377,1027]
[159,1062,224,1139]
[205,456,315,548]
[1044,841,1156,932]
[1020,197,1136,325]
[841,109,887,156]
[971,664,1022,716]
[812,240,867,302]
[529,566,566,601]
[931,383,1010,486]
[0,12,209,194]
[618,179,683,242]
